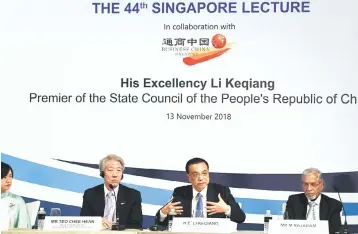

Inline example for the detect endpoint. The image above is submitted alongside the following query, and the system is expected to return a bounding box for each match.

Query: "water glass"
[50,208,61,216]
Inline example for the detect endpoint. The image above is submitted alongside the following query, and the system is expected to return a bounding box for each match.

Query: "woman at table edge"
[1,162,31,229]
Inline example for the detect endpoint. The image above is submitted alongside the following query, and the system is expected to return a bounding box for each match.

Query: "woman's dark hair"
[1,162,13,179]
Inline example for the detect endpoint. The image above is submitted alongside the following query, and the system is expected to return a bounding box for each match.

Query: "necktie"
[195,193,203,217]
[307,201,317,220]
[104,192,116,222]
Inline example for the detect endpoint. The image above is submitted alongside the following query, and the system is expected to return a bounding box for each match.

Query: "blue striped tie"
[195,193,203,217]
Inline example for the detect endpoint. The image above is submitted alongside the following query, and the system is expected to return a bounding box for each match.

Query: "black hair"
[1,162,13,179]
[185,158,209,173]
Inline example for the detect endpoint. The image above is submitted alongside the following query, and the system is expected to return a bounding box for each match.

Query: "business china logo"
[161,34,233,66]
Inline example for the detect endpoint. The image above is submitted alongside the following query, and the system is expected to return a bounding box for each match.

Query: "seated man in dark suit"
[286,168,342,234]
[80,154,142,229]
[155,157,246,226]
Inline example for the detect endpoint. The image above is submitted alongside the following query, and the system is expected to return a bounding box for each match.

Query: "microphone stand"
[334,186,352,234]
[109,184,124,231]
[149,197,174,231]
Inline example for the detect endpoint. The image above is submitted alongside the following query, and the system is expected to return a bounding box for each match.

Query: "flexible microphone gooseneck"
[149,197,174,231]
[333,186,352,234]
[109,184,125,231]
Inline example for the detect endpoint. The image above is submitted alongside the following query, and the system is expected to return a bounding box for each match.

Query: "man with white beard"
[285,168,342,234]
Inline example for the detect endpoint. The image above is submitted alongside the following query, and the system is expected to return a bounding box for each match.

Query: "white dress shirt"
[160,186,231,221]
[104,184,119,199]
[306,194,321,220]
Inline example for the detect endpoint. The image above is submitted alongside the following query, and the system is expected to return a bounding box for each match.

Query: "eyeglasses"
[1,175,13,180]
[190,171,209,179]
[302,181,321,188]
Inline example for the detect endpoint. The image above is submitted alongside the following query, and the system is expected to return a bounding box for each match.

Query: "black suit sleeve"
[286,195,294,219]
[329,201,342,234]
[223,186,246,223]
[126,190,143,229]
[80,190,91,216]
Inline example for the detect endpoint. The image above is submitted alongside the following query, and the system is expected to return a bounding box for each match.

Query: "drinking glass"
[50,208,61,216]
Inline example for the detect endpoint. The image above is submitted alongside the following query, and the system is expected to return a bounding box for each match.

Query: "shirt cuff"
[159,210,168,222]
[225,205,231,217]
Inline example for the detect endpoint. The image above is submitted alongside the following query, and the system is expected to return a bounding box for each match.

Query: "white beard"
[306,194,317,201]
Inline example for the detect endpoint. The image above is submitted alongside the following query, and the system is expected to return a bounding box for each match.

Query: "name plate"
[171,217,237,233]
[43,216,102,231]
[269,220,329,234]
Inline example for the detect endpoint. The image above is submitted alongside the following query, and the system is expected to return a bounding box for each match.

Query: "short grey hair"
[99,154,125,172]
[302,167,323,181]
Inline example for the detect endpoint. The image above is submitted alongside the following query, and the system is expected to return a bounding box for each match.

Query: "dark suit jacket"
[155,183,246,225]
[286,193,342,234]
[80,184,143,229]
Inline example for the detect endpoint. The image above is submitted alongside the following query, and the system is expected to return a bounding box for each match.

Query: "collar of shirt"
[1,191,10,199]
[307,194,321,205]
[192,186,208,200]
[104,184,119,198]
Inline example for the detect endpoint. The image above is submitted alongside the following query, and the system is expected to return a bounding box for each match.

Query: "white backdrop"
[1,0,357,230]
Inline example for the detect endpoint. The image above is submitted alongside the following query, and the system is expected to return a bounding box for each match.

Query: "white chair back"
[26,201,40,226]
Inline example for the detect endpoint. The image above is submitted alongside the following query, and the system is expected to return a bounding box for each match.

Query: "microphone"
[282,202,288,220]
[109,184,125,231]
[149,197,174,231]
[333,186,352,234]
